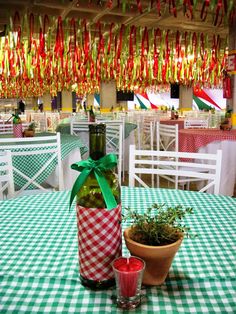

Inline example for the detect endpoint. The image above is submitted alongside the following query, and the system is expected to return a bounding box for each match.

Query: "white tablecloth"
[198,140,236,196]
[46,148,81,190]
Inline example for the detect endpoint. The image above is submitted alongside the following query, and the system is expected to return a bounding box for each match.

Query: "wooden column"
[100,80,116,110]
[42,93,52,111]
[87,94,95,108]
[179,85,193,110]
[61,90,73,112]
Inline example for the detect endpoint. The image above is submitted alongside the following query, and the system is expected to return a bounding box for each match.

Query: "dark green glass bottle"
[76,123,121,290]
[88,106,96,122]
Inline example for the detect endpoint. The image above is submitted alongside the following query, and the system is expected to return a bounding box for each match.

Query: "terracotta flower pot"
[124,227,183,286]
[23,130,35,137]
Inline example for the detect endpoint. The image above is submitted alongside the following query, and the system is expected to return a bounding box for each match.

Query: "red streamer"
[200,0,210,21]
[28,13,34,53]
[117,24,125,60]
[183,0,193,19]
[214,0,223,26]
[107,23,114,55]
[136,0,143,14]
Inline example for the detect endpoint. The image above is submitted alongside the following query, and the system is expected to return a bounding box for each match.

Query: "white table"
[46,148,82,190]
[198,140,236,196]
[179,129,236,196]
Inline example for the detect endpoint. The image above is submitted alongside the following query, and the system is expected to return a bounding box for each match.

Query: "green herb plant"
[28,122,36,131]
[123,203,194,246]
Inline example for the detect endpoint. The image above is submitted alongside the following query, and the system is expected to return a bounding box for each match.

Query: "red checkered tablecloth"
[160,118,185,129]
[179,128,236,153]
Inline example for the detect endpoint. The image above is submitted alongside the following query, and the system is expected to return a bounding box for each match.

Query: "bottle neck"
[89,131,106,160]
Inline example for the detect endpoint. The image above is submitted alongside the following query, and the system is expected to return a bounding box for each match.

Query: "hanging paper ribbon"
[183,0,193,19]
[117,24,125,60]
[107,22,114,55]
[214,0,223,26]
[136,0,143,14]
[169,0,177,17]
[69,154,118,210]
[200,0,210,21]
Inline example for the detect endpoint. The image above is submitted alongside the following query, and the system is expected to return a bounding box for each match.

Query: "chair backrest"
[0,124,13,134]
[46,112,60,132]
[129,145,222,194]
[70,120,123,183]
[0,133,63,196]
[70,120,94,139]
[0,123,32,135]
[156,122,179,151]
[184,118,209,129]
[106,124,123,183]
[31,113,47,132]
[138,116,159,150]
[0,150,15,199]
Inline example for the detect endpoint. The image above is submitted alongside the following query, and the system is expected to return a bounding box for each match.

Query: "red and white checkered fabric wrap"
[13,124,23,138]
[77,203,122,282]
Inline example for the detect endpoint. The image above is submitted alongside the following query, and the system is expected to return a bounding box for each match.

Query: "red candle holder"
[112,256,145,309]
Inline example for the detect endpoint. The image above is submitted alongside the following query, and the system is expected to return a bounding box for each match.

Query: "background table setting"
[0,186,235,313]
[179,128,236,196]
[160,118,185,129]
[0,132,88,191]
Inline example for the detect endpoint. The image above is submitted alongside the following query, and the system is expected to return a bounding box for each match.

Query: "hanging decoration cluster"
[0,12,229,98]
[84,0,236,26]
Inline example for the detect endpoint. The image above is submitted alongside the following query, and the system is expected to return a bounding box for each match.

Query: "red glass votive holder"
[112,256,145,309]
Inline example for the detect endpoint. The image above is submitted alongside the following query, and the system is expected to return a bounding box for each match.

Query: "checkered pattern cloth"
[179,128,236,153]
[160,118,185,129]
[56,122,137,139]
[0,187,235,313]
[0,133,88,189]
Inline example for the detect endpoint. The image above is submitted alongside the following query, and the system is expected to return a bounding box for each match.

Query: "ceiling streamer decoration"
[0,11,230,98]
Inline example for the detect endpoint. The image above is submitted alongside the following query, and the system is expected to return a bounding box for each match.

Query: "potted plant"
[24,122,36,137]
[123,203,194,286]
[220,109,232,131]
[12,113,23,138]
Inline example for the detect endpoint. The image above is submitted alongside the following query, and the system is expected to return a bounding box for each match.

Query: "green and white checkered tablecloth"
[0,133,88,190]
[56,122,137,139]
[0,187,235,313]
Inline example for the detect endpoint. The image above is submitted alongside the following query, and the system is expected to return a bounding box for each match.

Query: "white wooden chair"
[31,113,47,132]
[153,122,179,188]
[129,145,222,194]
[98,120,125,182]
[46,112,60,132]
[156,122,179,151]
[0,133,64,197]
[137,115,160,150]
[70,120,94,145]
[0,150,15,199]
[0,122,32,135]
[106,124,123,183]
[184,118,209,129]
[0,124,13,134]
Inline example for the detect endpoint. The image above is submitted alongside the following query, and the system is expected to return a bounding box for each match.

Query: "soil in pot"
[124,227,183,286]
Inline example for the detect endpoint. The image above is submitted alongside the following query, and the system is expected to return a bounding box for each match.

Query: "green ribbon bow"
[69,154,118,210]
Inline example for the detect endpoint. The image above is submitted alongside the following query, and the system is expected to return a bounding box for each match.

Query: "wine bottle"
[76,123,121,289]
[171,106,175,120]
[88,106,96,122]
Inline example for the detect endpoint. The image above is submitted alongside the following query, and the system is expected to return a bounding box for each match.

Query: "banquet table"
[56,120,137,139]
[160,118,185,129]
[179,128,236,196]
[0,133,88,191]
[1,186,235,313]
